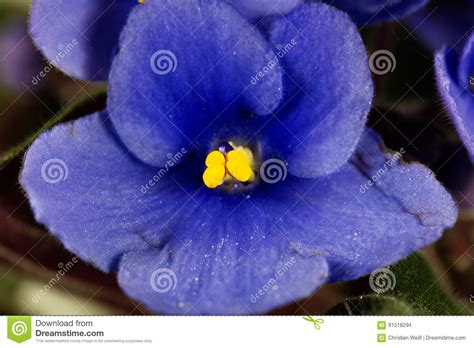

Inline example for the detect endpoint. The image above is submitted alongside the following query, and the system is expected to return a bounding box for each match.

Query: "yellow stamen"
[203,144,256,189]
[205,151,225,167]
[203,166,225,189]
[226,150,254,182]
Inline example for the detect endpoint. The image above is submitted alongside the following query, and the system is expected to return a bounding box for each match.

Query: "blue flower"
[29,0,136,81]
[21,1,457,314]
[229,0,302,19]
[435,33,474,159]
[323,0,429,25]
[29,0,301,81]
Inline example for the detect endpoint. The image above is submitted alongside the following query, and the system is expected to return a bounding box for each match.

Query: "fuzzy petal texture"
[435,42,474,160]
[266,3,373,178]
[20,112,152,271]
[30,0,135,81]
[107,0,283,167]
[458,35,474,89]
[327,0,429,25]
[118,246,328,314]
[231,0,302,19]
[21,110,456,313]
[21,112,328,314]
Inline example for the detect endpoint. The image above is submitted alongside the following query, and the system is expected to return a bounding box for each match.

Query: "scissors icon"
[303,316,324,330]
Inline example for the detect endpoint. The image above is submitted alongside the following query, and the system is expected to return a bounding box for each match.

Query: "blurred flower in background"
[435,34,474,160]
[0,21,42,91]
[405,0,474,52]
[324,0,429,25]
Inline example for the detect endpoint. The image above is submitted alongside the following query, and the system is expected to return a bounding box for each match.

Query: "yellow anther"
[205,151,225,167]
[226,150,254,182]
[203,144,256,189]
[203,166,225,189]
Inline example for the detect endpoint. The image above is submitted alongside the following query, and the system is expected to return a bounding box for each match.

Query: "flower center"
[203,142,256,190]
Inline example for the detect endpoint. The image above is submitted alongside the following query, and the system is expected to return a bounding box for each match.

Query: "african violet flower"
[30,0,427,82]
[22,0,456,314]
[323,0,430,25]
[29,0,302,81]
[435,34,474,159]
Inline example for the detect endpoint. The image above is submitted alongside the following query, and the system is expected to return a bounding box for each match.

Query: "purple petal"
[266,3,373,178]
[107,0,283,167]
[29,0,135,81]
[231,0,302,19]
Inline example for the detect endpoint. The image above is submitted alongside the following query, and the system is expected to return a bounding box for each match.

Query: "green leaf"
[388,253,461,315]
[0,89,106,167]
[0,264,20,313]
[327,295,416,315]
[0,0,30,23]
[327,253,462,315]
